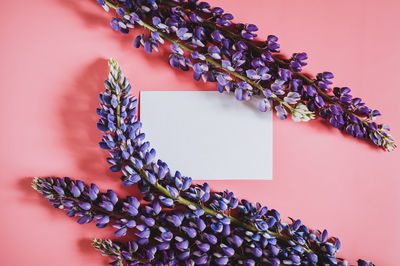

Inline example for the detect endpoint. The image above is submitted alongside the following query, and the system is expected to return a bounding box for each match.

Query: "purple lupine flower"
[290,52,308,72]
[110,18,120,31]
[34,56,374,266]
[92,58,354,264]
[177,28,192,40]
[96,0,394,150]
[275,105,288,120]
[266,35,280,52]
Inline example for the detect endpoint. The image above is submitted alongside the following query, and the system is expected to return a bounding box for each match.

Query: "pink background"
[1,0,399,265]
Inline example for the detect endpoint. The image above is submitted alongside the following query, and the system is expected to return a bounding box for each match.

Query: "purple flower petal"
[78,202,91,211]
[70,184,81,197]
[110,18,120,31]
[114,227,127,237]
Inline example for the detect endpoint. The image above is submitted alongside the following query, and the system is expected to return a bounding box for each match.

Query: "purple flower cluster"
[33,59,375,265]
[96,0,395,151]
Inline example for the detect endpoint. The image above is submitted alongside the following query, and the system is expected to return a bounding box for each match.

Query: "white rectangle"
[140,91,273,180]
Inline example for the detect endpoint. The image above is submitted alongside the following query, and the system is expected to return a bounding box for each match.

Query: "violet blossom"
[96,0,395,151]
[32,59,377,265]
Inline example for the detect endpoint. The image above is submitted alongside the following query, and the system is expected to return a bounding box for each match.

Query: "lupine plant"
[94,0,395,151]
[33,59,374,265]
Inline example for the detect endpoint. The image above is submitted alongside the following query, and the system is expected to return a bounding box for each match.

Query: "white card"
[140,91,273,180]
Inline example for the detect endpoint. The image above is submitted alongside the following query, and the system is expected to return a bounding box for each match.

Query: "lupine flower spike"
[33,59,374,265]
[95,0,395,151]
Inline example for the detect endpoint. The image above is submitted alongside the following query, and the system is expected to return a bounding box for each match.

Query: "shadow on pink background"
[1,0,399,265]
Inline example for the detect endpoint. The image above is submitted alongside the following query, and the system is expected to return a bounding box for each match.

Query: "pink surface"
[1,0,399,265]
